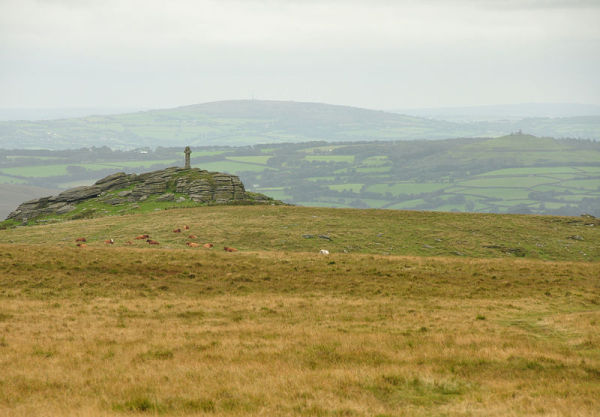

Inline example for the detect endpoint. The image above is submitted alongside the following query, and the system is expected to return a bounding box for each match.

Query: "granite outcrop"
[7,167,270,222]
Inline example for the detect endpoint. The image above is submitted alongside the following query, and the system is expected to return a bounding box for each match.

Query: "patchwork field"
[1,134,599,220]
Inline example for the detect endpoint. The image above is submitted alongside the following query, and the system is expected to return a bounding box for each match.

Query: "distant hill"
[2,99,597,151]
[395,103,600,122]
[0,100,468,149]
[0,106,144,122]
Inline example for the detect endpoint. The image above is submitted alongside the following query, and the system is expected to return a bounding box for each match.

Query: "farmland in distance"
[1,133,599,219]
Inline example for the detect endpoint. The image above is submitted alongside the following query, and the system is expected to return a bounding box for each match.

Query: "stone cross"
[184,146,191,169]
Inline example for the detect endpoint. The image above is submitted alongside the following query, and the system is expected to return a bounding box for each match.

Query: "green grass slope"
[1,205,598,261]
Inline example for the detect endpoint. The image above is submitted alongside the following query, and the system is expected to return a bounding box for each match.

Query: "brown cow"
[186,242,200,247]
[75,237,86,242]
[188,234,197,239]
[135,234,150,240]
[173,228,181,233]
[125,241,133,245]
[147,239,160,245]
[203,243,213,249]
[104,239,114,245]
[224,246,237,252]
[76,243,87,248]
[184,225,190,230]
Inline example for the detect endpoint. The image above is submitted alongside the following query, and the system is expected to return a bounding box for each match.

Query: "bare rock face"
[6,167,260,222]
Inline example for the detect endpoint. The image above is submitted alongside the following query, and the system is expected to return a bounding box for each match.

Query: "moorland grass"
[0,207,599,416]
[1,206,598,261]
[0,243,599,416]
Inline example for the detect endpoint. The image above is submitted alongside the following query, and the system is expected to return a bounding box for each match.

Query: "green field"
[329,183,363,193]
[0,175,27,184]
[101,159,178,168]
[356,166,391,173]
[1,164,77,177]
[458,176,559,188]
[360,155,389,165]
[197,161,272,173]
[560,179,600,190]
[227,155,272,165]
[5,155,62,160]
[305,155,356,163]
[0,160,178,177]
[366,183,447,195]
[480,166,587,176]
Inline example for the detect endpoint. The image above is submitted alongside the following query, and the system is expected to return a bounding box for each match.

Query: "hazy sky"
[1,0,599,110]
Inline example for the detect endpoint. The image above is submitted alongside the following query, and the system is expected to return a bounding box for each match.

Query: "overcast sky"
[1,0,599,110]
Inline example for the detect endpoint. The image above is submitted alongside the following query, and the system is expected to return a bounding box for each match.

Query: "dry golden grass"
[1,241,599,416]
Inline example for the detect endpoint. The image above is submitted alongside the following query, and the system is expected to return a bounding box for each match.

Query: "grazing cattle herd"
[74,224,230,252]
[74,225,329,254]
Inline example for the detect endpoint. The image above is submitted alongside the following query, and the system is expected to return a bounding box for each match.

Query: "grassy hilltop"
[1,205,599,261]
[0,206,599,416]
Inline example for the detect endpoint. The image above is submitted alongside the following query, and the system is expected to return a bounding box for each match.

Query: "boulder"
[156,193,175,202]
[94,172,135,191]
[55,203,76,214]
[53,186,102,202]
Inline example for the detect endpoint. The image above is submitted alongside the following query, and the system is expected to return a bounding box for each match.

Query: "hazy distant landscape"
[1,100,599,220]
[1,100,599,150]
[396,102,600,122]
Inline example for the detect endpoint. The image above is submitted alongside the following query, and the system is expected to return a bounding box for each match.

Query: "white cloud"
[2,0,599,48]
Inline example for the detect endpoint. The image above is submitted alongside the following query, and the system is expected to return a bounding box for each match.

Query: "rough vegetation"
[1,205,598,261]
[0,206,599,416]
